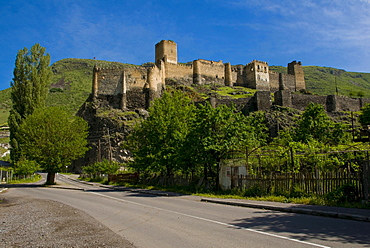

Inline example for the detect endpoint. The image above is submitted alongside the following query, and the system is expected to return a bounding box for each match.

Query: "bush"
[290,185,309,198]
[243,185,265,197]
[83,159,121,179]
[326,184,360,203]
[14,160,40,176]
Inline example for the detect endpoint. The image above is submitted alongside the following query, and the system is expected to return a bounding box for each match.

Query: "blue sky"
[1,0,369,91]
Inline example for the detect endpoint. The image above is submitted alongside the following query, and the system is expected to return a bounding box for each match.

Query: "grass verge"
[8,174,42,184]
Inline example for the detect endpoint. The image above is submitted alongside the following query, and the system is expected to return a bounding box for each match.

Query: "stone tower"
[288,61,305,91]
[245,60,270,91]
[155,40,177,65]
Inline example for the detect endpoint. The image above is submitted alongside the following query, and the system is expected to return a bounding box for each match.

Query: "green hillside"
[1,59,370,125]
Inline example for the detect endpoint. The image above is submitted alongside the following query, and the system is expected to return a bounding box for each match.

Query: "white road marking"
[88,191,331,248]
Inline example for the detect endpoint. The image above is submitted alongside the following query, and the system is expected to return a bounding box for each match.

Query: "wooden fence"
[231,162,370,200]
[108,173,139,183]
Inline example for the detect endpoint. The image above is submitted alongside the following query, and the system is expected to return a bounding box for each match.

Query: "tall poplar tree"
[8,44,52,162]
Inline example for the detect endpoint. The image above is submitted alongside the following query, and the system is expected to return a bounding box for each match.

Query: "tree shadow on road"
[229,211,370,247]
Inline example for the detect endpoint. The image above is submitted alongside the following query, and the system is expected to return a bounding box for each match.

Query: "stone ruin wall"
[288,61,306,91]
[269,71,280,92]
[164,62,193,85]
[193,59,226,85]
[93,66,149,109]
[280,73,296,91]
[291,94,327,111]
[209,91,370,114]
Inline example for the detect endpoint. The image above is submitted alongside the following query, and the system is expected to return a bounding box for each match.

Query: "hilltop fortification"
[91,40,306,110]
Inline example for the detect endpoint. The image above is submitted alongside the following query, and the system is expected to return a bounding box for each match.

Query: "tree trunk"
[216,158,220,191]
[46,172,56,185]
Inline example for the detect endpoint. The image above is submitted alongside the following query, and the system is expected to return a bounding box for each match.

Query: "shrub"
[83,159,121,178]
[290,185,309,198]
[326,184,360,203]
[243,185,265,197]
[14,160,40,176]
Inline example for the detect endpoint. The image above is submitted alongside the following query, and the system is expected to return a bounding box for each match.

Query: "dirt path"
[0,190,136,247]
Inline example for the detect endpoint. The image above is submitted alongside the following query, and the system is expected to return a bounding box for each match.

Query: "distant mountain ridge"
[0,58,370,125]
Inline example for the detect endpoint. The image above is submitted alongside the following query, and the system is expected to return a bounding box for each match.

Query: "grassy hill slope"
[0,59,370,125]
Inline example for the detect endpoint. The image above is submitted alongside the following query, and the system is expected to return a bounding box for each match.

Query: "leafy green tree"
[8,44,52,162]
[189,104,268,189]
[127,90,196,177]
[18,107,89,184]
[294,103,349,145]
[14,160,40,177]
[83,159,121,179]
[359,103,370,126]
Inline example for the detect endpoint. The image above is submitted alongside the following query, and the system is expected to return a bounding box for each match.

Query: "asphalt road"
[5,174,370,248]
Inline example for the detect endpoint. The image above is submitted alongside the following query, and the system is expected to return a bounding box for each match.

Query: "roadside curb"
[200,198,370,223]
[0,187,8,193]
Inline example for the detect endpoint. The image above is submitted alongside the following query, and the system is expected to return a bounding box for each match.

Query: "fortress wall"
[269,72,279,92]
[231,66,240,84]
[280,73,296,91]
[126,88,146,109]
[291,94,327,110]
[124,67,148,89]
[233,65,245,86]
[338,97,361,112]
[274,90,292,107]
[97,68,124,95]
[165,62,193,79]
[327,95,362,112]
[96,67,147,96]
[148,65,161,91]
[196,59,225,83]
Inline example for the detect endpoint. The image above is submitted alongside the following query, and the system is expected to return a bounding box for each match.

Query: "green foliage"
[18,107,89,175]
[326,184,360,203]
[243,185,265,197]
[83,159,121,178]
[8,44,52,162]
[14,160,40,176]
[291,103,350,145]
[127,90,196,176]
[359,103,370,126]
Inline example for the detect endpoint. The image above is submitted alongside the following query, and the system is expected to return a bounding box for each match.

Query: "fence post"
[362,161,370,201]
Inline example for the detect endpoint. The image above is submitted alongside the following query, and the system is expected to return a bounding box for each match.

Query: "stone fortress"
[91,40,368,113]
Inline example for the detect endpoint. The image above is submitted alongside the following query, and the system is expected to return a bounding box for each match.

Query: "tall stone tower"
[155,40,177,65]
[245,60,270,91]
[288,61,305,91]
